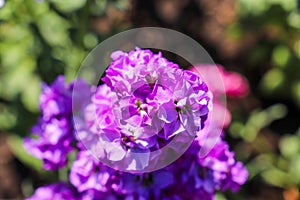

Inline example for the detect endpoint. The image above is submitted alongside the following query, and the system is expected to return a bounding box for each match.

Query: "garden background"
[0,0,299,199]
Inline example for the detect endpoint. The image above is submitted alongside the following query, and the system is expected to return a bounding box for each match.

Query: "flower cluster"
[27,139,247,200]
[25,48,248,200]
[26,182,76,200]
[24,76,74,170]
[84,48,212,171]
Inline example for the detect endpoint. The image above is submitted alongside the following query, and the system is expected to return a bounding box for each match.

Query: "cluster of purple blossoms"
[25,48,248,200]
[83,48,212,171]
[26,182,77,200]
[24,76,74,170]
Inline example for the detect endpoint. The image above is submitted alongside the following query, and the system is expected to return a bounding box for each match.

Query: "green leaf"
[21,75,41,113]
[279,135,300,158]
[8,134,42,171]
[262,167,291,187]
[50,0,87,12]
[260,68,284,92]
[289,155,300,184]
[0,104,17,129]
[37,11,70,46]
[272,45,290,68]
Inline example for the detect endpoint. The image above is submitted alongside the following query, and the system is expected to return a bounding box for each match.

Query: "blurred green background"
[0,0,299,199]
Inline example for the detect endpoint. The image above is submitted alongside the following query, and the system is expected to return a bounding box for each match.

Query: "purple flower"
[24,76,78,170]
[221,161,249,192]
[40,76,72,121]
[111,170,175,199]
[78,190,117,200]
[159,139,248,200]
[198,140,248,192]
[102,48,179,89]
[26,182,76,200]
[69,150,174,199]
[70,151,114,194]
[69,150,122,200]
[163,142,215,200]
[24,48,249,200]
[84,48,212,171]
[24,117,73,170]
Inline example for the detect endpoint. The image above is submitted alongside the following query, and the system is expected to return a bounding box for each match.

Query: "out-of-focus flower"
[24,76,78,170]
[191,65,249,98]
[69,150,176,199]
[190,65,249,128]
[39,76,72,121]
[162,137,248,200]
[67,139,247,200]
[69,133,247,200]
[198,140,248,192]
[26,182,77,200]
[24,117,73,170]
[111,170,175,199]
[70,151,114,195]
[219,66,249,98]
